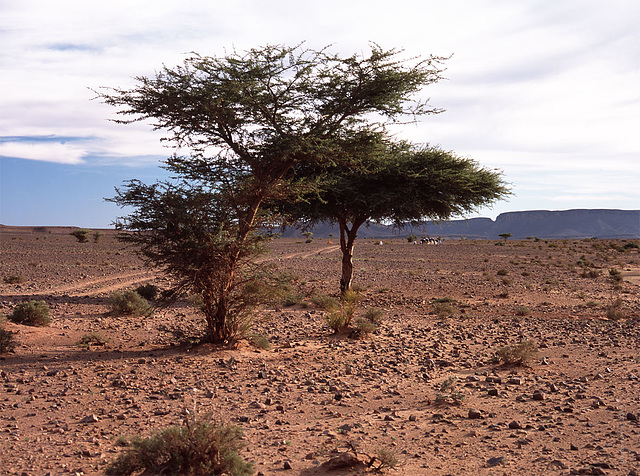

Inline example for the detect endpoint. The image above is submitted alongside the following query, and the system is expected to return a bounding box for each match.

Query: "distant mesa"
[2,209,639,240]
[280,209,640,240]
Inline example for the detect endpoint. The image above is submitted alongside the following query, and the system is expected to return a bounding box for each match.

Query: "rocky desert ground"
[1,225,639,475]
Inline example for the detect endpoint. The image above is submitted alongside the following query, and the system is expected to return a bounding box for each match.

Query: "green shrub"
[135,283,159,301]
[9,300,50,326]
[105,416,253,476]
[77,332,109,348]
[326,291,361,333]
[70,229,90,243]
[496,269,509,276]
[0,318,17,353]
[3,275,24,284]
[110,291,152,317]
[433,299,455,318]
[354,308,384,336]
[495,340,538,366]
[248,333,271,350]
[515,306,531,316]
[407,234,418,243]
[311,293,340,311]
[605,298,625,320]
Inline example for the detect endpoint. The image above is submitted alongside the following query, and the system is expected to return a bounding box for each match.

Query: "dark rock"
[468,409,482,419]
[486,456,506,467]
[321,452,363,471]
[508,420,522,430]
[532,389,545,401]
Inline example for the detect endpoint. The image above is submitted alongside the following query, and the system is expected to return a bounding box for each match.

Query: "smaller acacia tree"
[277,139,510,293]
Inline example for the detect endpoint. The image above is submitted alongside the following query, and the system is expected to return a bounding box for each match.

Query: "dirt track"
[1,229,639,475]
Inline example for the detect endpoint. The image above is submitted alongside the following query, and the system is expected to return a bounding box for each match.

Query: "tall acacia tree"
[277,139,510,294]
[99,44,447,344]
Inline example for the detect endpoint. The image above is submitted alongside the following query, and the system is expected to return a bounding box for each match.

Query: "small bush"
[435,376,465,405]
[3,275,24,284]
[326,291,361,333]
[515,306,531,316]
[0,320,18,353]
[605,297,625,320]
[373,447,399,471]
[496,269,509,276]
[135,283,159,301]
[407,234,418,243]
[110,291,152,317]
[9,300,50,326]
[609,268,623,283]
[353,308,384,336]
[70,229,90,243]
[77,332,109,348]
[311,293,340,311]
[105,415,253,476]
[248,333,271,350]
[93,231,103,243]
[433,301,455,318]
[495,340,538,366]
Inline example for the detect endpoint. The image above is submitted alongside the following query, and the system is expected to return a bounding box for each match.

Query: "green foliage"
[407,234,418,243]
[70,229,90,243]
[326,290,361,333]
[0,317,17,353]
[110,291,152,317]
[9,300,50,326]
[105,415,253,476]
[93,231,103,243]
[515,306,531,316]
[495,340,538,366]
[275,140,510,293]
[248,333,271,350]
[606,297,625,320]
[77,332,109,348]
[373,447,400,471]
[101,44,445,344]
[135,283,159,301]
[354,307,384,336]
[435,376,465,405]
[498,232,512,241]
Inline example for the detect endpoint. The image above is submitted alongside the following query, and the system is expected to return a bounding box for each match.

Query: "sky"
[1,0,639,227]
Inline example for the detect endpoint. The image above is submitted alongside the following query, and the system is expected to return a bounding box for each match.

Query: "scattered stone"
[487,388,499,396]
[79,414,99,424]
[321,452,363,471]
[283,461,292,470]
[486,456,506,467]
[508,421,522,430]
[627,412,637,421]
[468,409,482,419]
[532,389,545,401]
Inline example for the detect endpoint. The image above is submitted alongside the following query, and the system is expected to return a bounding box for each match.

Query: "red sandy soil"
[1,226,639,475]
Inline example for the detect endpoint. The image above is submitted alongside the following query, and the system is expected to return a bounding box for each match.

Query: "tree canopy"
[275,139,510,292]
[101,44,448,344]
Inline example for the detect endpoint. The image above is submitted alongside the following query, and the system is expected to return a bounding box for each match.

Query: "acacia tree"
[99,44,447,344]
[277,139,510,294]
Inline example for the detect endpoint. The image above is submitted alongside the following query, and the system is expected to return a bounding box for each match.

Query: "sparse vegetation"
[0,316,17,353]
[70,229,91,243]
[435,376,465,405]
[9,300,50,326]
[605,297,625,320]
[135,283,159,301]
[495,340,538,366]
[110,290,152,317]
[77,332,109,348]
[3,275,24,284]
[105,414,253,476]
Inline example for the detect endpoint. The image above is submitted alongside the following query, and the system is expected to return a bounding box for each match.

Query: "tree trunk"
[338,217,365,294]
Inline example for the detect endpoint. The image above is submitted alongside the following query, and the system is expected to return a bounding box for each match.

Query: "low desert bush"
[135,283,159,301]
[326,290,361,333]
[3,275,24,284]
[248,333,271,350]
[0,317,17,353]
[70,229,90,243]
[515,306,531,316]
[494,340,538,366]
[9,300,50,326]
[353,308,384,336]
[110,290,152,317]
[435,376,465,405]
[605,297,625,320]
[105,414,253,476]
[496,269,509,276]
[77,332,109,348]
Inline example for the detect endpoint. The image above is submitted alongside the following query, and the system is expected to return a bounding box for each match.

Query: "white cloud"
[0,142,86,164]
